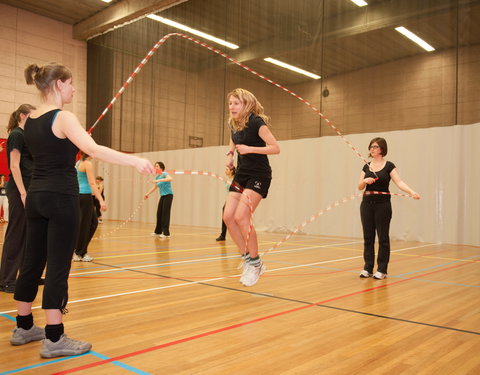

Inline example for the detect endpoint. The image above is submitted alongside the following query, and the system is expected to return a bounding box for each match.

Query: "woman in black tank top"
[10,62,154,359]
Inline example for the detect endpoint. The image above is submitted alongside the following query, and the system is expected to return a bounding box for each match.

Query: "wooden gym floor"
[0,221,479,374]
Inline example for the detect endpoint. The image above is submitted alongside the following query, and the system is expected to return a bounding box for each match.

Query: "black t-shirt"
[362,161,396,202]
[6,127,33,192]
[24,109,79,196]
[231,114,272,178]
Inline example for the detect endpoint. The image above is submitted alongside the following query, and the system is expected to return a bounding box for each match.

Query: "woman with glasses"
[358,137,420,280]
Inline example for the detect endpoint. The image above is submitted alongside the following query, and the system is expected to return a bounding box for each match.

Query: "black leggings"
[360,200,392,274]
[154,194,173,236]
[0,188,27,287]
[75,194,98,257]
[14,192,79,310]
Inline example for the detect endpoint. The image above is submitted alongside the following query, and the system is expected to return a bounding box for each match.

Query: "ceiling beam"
[73,0,187,41]
[200,0,474,69]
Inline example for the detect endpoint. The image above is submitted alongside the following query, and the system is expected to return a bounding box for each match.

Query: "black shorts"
[229,174,272,198]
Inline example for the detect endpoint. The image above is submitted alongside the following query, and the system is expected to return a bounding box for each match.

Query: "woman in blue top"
[358,137,420,280]
[73,153,106,262]
[144,161,173,238]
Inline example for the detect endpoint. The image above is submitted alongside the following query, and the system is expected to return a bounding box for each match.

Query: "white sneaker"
[150,232,160,237]
[242,262,266,287]
[40,334,92,358]
[81,254,93,262]
[359,270,373,278]
[159,234,170,238]
[72,254,82,262]
[373,271,387,279]
[239,262,250,284]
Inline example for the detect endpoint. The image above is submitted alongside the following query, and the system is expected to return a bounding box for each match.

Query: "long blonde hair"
[227,88,269,132]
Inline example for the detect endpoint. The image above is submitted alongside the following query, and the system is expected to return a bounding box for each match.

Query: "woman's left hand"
[411,192,421,200]
[235,144,250,155]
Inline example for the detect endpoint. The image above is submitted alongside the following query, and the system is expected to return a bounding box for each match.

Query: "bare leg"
[223,190,262,256]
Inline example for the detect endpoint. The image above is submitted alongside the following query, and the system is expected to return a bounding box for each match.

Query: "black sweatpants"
[360,200,392,274]
[14,192,80,310]
[75,194,98,257]
[220,203,227,237]
[154,194,173,236]
[0,188,26,287]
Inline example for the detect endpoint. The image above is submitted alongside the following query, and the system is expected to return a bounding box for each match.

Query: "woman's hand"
[135,158,155,174]
[226,154,234,169]
[411,192,421,200]
[364,177,376,185]
[100,201,107,211]
[20,192,27,207]
[235,144,251,155]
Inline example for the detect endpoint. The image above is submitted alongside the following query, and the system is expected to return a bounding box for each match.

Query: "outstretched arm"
[54,111,154,174]
[390,168,420,199]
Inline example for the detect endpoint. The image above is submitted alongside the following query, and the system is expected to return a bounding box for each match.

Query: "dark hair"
[96,176,104,181]
[156,161,165,170]
[368,137,388,156]
[7,104,36,133]
[79,152,90,161]
[229,166,236,176]
[24,63,72,99]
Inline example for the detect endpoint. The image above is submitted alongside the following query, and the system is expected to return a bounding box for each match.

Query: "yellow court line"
[393,252,480,263]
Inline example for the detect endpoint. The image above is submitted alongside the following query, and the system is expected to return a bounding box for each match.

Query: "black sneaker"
[5,284,15,293]
[216,235,226,241]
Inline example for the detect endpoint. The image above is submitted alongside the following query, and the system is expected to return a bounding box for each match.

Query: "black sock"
[45,323,64,342]
[16,313,34,330]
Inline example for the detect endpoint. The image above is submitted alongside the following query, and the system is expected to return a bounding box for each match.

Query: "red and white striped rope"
[87,33,368,164]
[166,169,254,255]
[262,190,413,256]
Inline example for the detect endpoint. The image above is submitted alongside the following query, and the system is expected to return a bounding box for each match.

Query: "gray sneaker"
[10,325,45,345]
[40,334,92,358]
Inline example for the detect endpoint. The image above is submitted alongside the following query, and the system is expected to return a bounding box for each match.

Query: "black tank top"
[24,109,79,195]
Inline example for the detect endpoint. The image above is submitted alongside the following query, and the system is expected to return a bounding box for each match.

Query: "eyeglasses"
[369,145,380,149]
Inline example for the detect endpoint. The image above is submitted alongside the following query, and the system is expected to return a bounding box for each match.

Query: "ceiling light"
[101,0,112,3]
[395,26,435,52]
[264,57,321,80]
[350,0,368,6]
[147,14,239,49]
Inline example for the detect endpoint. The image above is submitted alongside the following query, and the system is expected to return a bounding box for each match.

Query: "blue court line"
[0,346,150,375]
[90,351,151,374]
[395,254,480,277]
[1,313,16,321]
[0,354,88,375]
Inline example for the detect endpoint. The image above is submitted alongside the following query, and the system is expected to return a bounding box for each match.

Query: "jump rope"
[88,32,415,256]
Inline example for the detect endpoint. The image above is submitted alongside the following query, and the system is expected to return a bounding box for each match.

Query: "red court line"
[53,260,472,374]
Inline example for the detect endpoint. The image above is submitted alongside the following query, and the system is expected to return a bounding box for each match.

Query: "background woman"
[73,153,106,262]
[358,137,420,280]
[144,161,173,238]
[0,104,35,293]
[216,165,236,241]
